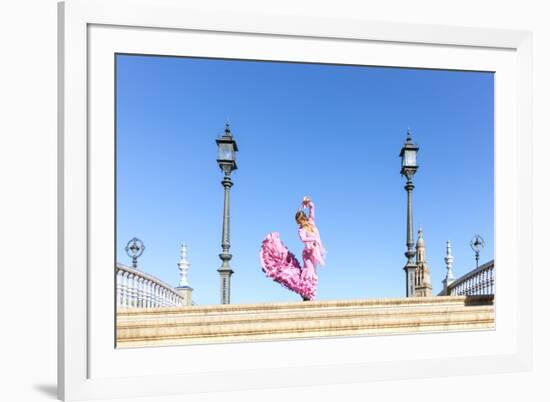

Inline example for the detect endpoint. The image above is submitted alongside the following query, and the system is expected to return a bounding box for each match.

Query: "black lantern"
[400,129,419,179]
[216,124,239,176]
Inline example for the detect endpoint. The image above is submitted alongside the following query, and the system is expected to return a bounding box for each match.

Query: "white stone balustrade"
[440,260,494,296]
[116,263,187,308]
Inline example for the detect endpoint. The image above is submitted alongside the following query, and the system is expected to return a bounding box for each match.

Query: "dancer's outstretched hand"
[302,196,311,206]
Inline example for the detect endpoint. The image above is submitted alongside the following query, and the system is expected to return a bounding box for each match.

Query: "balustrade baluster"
[134,276,140,307]
[144,277,149,307]
[116,269,122,307]
[122,271,129,307]
[127,273,134,307]
[137,277,144,307]
[145,280,151,308]
[133,274,139,306]
[154,284,159,307]
[142,279,148,307]
[134,274,140,306]
[123,271,129,307]
[143,278,148,307]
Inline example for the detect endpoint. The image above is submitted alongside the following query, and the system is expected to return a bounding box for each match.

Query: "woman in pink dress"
[260,196,327,301]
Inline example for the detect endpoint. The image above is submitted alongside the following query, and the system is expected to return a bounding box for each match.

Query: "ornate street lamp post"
[216,123,239,304]
[400,129,419,297]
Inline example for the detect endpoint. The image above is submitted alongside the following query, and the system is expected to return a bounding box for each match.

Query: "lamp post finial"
[125,237,145,269]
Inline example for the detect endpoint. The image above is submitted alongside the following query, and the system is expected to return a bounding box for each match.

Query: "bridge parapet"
[440,260,494,296]
[116,295,494,347]
[116,263,188,308]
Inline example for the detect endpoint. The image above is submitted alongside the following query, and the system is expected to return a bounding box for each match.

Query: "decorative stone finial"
[444,240,455,285]
[416,226,424,246]
[178,243,191,287]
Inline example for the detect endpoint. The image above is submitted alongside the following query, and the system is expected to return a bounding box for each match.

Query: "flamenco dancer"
[260,196,327,301]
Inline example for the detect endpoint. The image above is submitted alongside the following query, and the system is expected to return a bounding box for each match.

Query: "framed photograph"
[58,0,533,400]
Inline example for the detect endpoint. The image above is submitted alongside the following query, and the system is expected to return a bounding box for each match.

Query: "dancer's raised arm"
[301,196,315,223]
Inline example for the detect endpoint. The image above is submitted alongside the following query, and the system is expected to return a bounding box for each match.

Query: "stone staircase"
[116,295,494,348]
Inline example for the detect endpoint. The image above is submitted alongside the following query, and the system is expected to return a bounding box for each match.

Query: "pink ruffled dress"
[260,201,326,300]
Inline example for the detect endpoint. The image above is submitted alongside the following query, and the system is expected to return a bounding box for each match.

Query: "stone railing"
[440,260,494,296]
[116,263,186,308]
[116,295,495,348]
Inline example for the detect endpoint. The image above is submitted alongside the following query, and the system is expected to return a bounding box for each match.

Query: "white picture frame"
[58,0,533,400]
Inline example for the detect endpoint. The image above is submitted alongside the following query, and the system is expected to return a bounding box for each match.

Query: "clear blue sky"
[116,54,494,305]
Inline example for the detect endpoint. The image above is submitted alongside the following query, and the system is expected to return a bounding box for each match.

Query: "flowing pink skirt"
[259,232,318,300]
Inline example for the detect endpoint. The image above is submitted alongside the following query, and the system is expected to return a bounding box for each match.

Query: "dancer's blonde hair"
[295,210,314,232]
